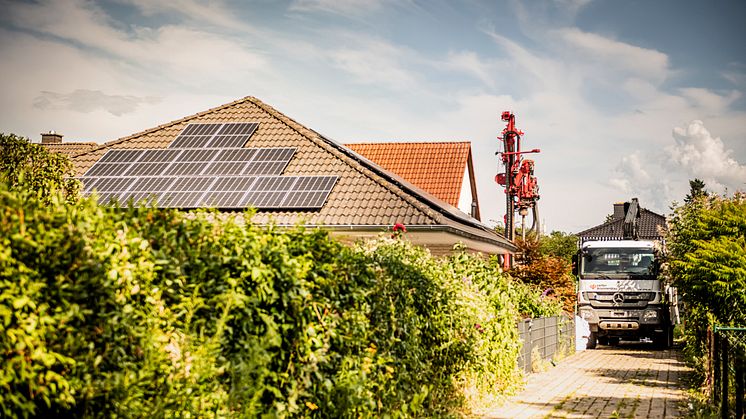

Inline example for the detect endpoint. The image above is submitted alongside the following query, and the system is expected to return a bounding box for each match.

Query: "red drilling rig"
[495,111,541,244]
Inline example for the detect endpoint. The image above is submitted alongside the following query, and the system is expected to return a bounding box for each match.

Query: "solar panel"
[178,149,221,162]
[85,163,130,177]
[163,162,207,177]
[169,124,223,149]
[98,149,145,163]
[80,130,337,210]
[215,148,257,162]
[138,149,183,163]
[169,122,258,149]
[123,163,168,177]
[203,162,248,176]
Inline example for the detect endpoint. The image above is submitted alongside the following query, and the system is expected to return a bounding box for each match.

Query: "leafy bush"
[0,133,79,202]
[0,133,558,417]
[0,180,561,418]
[666,193,746,374]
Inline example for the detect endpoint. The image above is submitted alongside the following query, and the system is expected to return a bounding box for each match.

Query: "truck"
[574,199,678,349]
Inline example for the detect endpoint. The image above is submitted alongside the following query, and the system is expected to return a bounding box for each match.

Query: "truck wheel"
[587,332,598,349]
[653,327,671,349]
[598,336,609,346]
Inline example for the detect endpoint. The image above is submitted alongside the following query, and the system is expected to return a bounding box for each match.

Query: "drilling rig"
[495,111,541,243]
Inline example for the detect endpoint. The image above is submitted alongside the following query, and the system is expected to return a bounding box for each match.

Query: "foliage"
[510,234,576,314]
[684,178,708,204]
[0,133,79,203]
[0,180,557,418]
[666,192,746,374]
[538,231,578,262]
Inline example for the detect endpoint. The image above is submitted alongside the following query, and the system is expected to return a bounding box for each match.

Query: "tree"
[683,178,708,204]
[538,230,578,262]
[0,133,79,202]
[510,231,578,313]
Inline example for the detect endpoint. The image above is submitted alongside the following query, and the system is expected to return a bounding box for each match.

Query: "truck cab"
[575,240,674,348]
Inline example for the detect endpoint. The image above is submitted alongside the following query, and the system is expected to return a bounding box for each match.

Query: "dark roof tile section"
[576,207,666,241]
[71,96,514,251]
[345,142,470,207]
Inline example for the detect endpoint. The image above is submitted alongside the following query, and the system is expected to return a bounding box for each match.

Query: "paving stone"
[478,343,691,418]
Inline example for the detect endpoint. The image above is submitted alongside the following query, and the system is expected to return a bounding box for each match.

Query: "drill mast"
[495,111,541,242]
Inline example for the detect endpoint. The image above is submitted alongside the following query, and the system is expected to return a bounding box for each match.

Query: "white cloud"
[288,0,387,17]
[327,36,420,90]
[33,89,161,116]
[679,88,742,113]
[666,120,746,192]
[444,51,495,87]
[117,0,248,31]
[555,28,670,84]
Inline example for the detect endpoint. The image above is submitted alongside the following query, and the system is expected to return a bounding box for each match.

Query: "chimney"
[41,130,63,144]
[612,202,625,220]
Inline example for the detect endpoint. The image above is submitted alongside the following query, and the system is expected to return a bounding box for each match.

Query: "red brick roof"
[346,142,470,208]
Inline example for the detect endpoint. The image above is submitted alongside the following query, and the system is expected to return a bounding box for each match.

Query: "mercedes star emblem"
[612,293,625,304]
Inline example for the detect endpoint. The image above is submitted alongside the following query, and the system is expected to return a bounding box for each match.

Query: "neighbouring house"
[38,131,98,157]
[69,96,515,255]
[576,199,666,242]
[346,142,481,220]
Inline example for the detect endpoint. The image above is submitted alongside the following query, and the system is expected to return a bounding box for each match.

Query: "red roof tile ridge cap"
[248,97,445,225]
[70,96,257,158]
[346,141,471,146]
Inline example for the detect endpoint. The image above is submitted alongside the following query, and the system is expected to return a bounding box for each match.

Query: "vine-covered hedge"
[0,181,559,418]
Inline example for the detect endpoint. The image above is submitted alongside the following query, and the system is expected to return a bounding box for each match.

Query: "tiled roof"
[576,208,666,241]
[345,142,470,207]
[41,142,98,157]
[71,96,515,252]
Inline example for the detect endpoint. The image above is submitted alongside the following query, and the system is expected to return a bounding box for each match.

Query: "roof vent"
[41,130,63,144]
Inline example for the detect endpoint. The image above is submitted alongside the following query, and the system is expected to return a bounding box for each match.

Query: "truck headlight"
[643,310,658,321]
[580,310,594,320]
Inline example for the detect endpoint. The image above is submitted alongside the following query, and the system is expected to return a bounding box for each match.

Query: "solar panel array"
[168,122,259,148]
[79,123,339,209]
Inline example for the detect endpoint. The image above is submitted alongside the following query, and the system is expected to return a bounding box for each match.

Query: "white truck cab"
[575,239,674,348]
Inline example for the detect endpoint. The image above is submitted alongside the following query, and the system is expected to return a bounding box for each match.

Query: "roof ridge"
[346,141,471,145]
[69,96,257,158]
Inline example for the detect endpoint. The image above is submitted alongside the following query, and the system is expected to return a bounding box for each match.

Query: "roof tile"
[346,142,470,207]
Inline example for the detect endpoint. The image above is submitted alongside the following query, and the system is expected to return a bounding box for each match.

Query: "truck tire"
[587,332,598,349]
[598,336,609,346]
[653,327,671,349]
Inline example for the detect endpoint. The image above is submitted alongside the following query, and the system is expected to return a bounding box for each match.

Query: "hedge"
[0,182,558,418]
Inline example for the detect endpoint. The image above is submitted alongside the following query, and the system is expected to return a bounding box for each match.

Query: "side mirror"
[571,254,579,276]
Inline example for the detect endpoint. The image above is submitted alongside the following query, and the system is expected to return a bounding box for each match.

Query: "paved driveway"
[479,343,692,418]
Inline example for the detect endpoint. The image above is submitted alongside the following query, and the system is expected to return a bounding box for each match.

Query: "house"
[346,142,481,220]
[69,97,515,255]
[38,131,98,157]
[576,199,666,242]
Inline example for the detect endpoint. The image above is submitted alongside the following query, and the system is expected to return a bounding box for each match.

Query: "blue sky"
[1,0,744,233]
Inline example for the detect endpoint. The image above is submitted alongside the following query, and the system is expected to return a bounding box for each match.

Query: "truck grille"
[583,291,655,308]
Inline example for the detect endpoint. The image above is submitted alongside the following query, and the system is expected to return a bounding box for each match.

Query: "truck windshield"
[582,248,655,276]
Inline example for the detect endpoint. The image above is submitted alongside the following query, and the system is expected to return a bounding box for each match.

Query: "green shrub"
[667,193,746,375]
[0,180,557,417]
